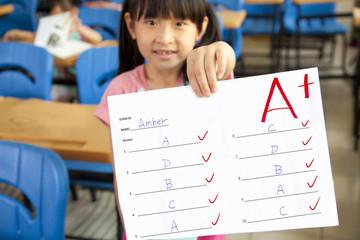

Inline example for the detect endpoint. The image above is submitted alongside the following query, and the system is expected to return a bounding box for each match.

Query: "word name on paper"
[108,68,338,240]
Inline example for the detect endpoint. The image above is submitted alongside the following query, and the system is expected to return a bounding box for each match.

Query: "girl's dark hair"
[118,0,221,81]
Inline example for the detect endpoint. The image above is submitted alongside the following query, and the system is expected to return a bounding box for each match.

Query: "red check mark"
[198,131,208,141]
[302,119,309,127]
[211,212,221,226]
[202,153,212,162]
[206,173,215,183]
[309,197,321,211]
[307,175,318,188]
[209,193,219,204]
[302,136,312,145]
[306,158,315,168]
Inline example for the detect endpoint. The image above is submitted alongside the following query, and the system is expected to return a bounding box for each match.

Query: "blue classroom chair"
[0,140,69,240]
[282,0,349,73]
[207,0,244,60]
[75,46,119,104]
[0,0,38,38]
[78,6,121,40]
[69,46,122,239]
[69,46,118,196]
[242,2,285,73]
[0,42,54,100]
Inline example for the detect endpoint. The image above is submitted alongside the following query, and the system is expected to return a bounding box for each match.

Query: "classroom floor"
[64,2,360,240]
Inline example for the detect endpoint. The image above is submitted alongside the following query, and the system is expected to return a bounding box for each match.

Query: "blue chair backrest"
[244,3,279,16]
[75,46,119,104]
[207,0,243,11]
[207,0,244,59]
[78,7,121,40]
[0,42,54,100]
[0,0,38,37]
[283,0,347,35]
[0,140,69,240]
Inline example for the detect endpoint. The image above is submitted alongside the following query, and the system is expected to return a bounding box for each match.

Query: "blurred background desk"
[54,39,118,67]
[0,4,13,17]
[0,97,111,163]
[217,9,246,29]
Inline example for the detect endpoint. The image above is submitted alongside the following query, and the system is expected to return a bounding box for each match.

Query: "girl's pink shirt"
[94,64,234,126]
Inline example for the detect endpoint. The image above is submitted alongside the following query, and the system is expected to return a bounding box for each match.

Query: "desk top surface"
[0,97,112,163]
[54,40,118,67]
[217,10,247,29]
[0,4,14,16]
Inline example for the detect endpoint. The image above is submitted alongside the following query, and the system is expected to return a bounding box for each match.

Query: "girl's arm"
[186,41,236,98]
[72,15,103,44]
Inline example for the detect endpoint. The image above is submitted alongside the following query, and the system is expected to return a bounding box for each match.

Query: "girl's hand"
[186,41,236,97]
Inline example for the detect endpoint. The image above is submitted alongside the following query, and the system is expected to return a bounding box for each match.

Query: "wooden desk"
[0,97,111,163]
[354,7,360,27]
[0,4,13,17]
[83,1,122,11]
[217,10,247,29]
[54,40,118,67]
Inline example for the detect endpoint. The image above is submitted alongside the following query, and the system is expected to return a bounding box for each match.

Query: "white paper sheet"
[34,12,92,59]
[108,68,338,240]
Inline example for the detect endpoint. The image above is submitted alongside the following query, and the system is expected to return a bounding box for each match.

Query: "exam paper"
[108,68,338,240]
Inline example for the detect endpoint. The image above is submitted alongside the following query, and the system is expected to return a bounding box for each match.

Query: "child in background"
[1,0,102,44]
[94,0,235,239]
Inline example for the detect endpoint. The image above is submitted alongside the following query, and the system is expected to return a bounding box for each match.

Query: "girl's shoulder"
[107,64,148,95]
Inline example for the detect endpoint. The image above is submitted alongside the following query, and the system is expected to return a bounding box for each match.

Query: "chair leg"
[116,198,124,240]
[90,188,97,202]
[70,184,78,201]
[354,52,360,150]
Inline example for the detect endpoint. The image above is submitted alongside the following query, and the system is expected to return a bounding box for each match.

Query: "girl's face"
[125,12,208,73]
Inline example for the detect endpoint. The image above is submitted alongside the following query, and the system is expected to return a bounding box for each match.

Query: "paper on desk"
[107,68,338,240]
[34,12,92,59]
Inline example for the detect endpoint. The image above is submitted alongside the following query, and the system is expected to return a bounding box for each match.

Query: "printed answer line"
[247,212,321,224]
[130,125,170,131]
[241,169,315,181]
[137,205,210,217]
[236,127,310,139]
[135,184,207,196]
[245,191,319,202]
[140,227,212,238]
[130,142,201,153]
[237,148,313,160]
[132,163,204,174]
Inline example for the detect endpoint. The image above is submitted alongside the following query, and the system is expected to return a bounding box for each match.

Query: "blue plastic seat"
[70,46,118,192]
[0,0,38,38]
[207,0,244,60]
[282,0,349,72]
[0,42,54,100]
[242,3,283,36]
[283,1,348,36]
[0,140,69,240]
[78,7,121,40]
[75,46,119,104]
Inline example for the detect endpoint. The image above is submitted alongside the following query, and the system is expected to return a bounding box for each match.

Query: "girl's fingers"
[204,49,218,94]
[187,58,203,97]
[194,55,211,97]
[215,47,228,80]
